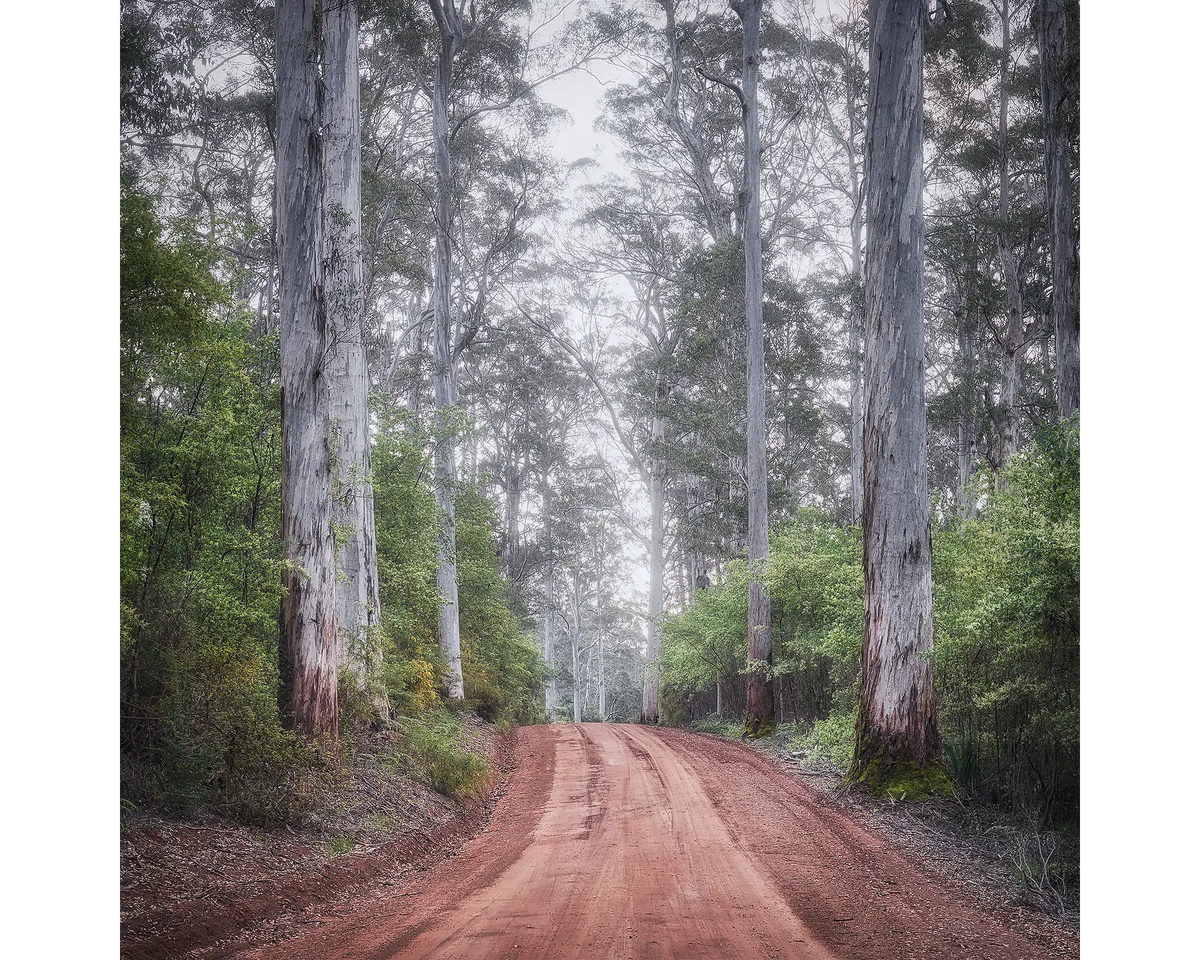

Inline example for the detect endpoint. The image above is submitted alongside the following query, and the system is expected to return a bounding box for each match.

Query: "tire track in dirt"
[219,725,1074,960]
[659,727,1070,959]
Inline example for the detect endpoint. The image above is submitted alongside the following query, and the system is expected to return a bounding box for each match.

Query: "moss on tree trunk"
[848,716,952,800]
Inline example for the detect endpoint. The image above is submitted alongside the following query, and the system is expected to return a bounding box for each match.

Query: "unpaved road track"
[230,725,1070,960]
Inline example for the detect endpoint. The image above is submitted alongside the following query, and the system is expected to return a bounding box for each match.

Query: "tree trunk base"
[848,736,952,801]
[741,715,776,740]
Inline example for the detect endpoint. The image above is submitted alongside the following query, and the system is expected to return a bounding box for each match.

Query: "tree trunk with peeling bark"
[735,0,772,733]
[323,0,385,718]
[852,0,939,774]
[276,0,338,740]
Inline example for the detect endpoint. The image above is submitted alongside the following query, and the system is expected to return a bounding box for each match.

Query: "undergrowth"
[392,711,490,801]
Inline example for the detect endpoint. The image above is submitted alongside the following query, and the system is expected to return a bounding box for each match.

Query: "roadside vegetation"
[663,424,1079,915]
[120,193,541,825]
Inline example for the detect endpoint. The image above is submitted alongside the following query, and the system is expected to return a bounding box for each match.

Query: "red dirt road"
[230,725,1072,960]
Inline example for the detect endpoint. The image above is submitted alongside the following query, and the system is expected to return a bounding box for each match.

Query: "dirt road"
[230,724,1071,960]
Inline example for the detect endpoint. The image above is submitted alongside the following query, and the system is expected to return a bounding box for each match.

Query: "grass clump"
[786,710,855,769]
[692,715,744,738]
[396,711,490,801]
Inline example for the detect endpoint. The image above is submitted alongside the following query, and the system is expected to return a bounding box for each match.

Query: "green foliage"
[370,408,445,713]
[943,738,980,795]
[792,710,856,769]
[371,401,545,725]
[396,711,490,801]
[455,486,546,724]
[659,560,748,723]
[660,510,862,727]
[325,836,354,857]
[121,189,312,822]
[660,431,1078,823]
[768,513,863,722]
[932,421,1080,821]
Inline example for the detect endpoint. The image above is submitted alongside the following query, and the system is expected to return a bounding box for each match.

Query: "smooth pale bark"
[429,0,465,699]
[955,298,979,520]
[852,0,938,769]
[641,403,665,724]
[323,0,385,716]
[542,483,556,723]
[1035,0,1079,419]
[571,568,584,724]
[996,0,1024,472]
[735,0,773,731]
[276,0,338,740]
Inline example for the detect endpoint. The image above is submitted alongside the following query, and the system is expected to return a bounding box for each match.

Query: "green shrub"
[943,738,979,795]
[397,712,490,800]
[372,404,544,726]
[660,510,862,727]
[933,421,1079,821]
[794,709,855,768]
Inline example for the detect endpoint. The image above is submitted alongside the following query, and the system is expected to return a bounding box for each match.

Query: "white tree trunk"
[323,0,385,717]
[276,0,338,739]
[641,406,665,724]
[429,17,464,699]
[543,484,556,723]
[853,0,938,769]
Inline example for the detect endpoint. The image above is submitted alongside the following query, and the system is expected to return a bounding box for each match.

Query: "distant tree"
[1033,0,1079,419]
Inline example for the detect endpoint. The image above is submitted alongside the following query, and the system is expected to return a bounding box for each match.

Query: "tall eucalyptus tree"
[734,0,772,731]
[421,0,623,699]
[324,0,385,714]
[276,0,338,738]
[851,0,939,774]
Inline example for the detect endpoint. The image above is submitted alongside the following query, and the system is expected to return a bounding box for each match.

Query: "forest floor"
[124,723,1080,959]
